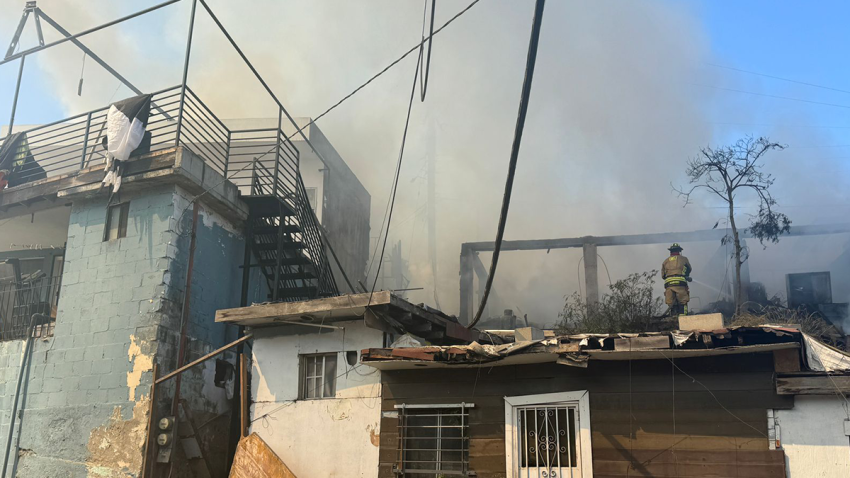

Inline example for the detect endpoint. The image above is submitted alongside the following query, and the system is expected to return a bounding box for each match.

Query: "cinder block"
[91,359,113,376]
[42,379,62,394]
[678,313,724,331]
[107,387,127,403]
[71,320,90,336]
[25,392,48,410]
[86,389,107,403]
[67,390,87,406]
[64,348,84,363]
[84,346,105,362]
[92,291,113,307]
[73,334,94,348]
[52,362,73,379]
[103,343,127,360]
[109,316,130,331]
[90,318,110,334]
[79,375,100,391]
[47,392,65,408]
[71,361,91,376]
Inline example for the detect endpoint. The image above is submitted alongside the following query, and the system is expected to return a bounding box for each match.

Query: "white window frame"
[299,352,338,399]
[504,391,593,478]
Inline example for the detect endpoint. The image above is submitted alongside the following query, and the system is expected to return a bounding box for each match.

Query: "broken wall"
[250,320,383,478]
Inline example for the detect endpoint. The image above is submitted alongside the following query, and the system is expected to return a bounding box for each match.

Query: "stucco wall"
[249,321,383,478]
[775,396,850,478]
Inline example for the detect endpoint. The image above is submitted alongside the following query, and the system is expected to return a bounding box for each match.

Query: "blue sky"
[694,0,850,149]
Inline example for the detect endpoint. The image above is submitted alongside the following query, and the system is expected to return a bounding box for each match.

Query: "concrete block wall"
[0,183,247,477]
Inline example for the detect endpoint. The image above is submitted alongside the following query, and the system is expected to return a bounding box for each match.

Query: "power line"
[368,31,424,304]
[711,121,850,130]
[696,84,850,110]
[468,0,546,329]
[706,63,850,96]
[286,0,482,142]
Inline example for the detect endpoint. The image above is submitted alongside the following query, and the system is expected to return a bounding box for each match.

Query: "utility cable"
[468,0,546,329]
[286,0,482,142]
[419,0,436,102]
[696,84,850,110]
[706,63,850,96]
[368,38,424,305]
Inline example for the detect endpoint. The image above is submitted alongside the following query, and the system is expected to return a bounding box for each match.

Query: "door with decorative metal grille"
[516,405,579,477]
[505,392,593,478]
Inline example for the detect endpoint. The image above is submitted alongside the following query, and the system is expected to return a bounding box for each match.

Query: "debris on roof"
[361,326,850,371]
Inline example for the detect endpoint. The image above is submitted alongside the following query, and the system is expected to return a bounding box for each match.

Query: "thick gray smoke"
[2,0,849,326]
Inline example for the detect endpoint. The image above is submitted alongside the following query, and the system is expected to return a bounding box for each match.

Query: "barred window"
[396,403,473,476]
[299,353,337,399]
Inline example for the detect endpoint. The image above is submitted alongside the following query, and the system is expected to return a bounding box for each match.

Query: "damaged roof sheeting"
[361,326,850,371]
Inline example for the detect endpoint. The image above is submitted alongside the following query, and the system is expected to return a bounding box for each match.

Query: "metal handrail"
[0,85,338,300]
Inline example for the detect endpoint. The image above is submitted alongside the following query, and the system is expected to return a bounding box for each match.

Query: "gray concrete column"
[583,243,599,307]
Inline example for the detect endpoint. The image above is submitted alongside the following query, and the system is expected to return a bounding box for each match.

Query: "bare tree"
[675,136,791,315]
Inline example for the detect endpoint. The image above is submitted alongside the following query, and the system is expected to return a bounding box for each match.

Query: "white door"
[505,391,593,478]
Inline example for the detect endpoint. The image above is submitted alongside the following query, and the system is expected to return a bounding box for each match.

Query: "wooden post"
[459,246,474,325]
[240,353,248,438]
[582,242,599,307]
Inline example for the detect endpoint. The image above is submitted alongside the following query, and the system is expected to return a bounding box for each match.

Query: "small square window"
[104,203,129,241]
[299,353,337,399]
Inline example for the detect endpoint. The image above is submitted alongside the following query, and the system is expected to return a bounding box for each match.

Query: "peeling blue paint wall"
[0,184,247,477]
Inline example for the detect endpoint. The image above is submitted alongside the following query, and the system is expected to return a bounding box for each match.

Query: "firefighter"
[662,243,692,316]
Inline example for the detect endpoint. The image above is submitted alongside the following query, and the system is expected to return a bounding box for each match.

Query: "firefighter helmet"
[668,243,683,252]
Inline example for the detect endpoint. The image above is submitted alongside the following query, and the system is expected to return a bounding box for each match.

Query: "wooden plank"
[216,291,393,325]
[614,336,670,351]
[592,460,785,477]
[776,375,850,395]
[591,448,785,465]
[773,349,801,373]
[228,433,297,478]
[593,432,769,451]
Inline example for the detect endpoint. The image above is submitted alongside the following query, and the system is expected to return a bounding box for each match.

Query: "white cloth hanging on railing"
[101,94,151,193]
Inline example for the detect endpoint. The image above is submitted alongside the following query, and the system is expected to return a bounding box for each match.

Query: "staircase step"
[258,257,312,267]
[251,224,302,235]
[254,242,305,252]
[277,271,317,281]
[243,195,296,217]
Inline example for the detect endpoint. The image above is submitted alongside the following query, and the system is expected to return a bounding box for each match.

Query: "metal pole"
[171,201,199,416]
[0,0,184,67]
[35,9,172,119]
[174,0,198,147]
[196,0,331,171]
[272,108,282,197]
[79,112,92,170]
[155,334,253,385]
[1,313,43,477]
[8,55,26,134]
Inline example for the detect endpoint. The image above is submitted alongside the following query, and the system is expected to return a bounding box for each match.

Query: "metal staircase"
[228,125,338,303]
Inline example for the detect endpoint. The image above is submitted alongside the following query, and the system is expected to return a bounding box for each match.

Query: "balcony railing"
[0,84,338,299]
[0,276,58,341]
